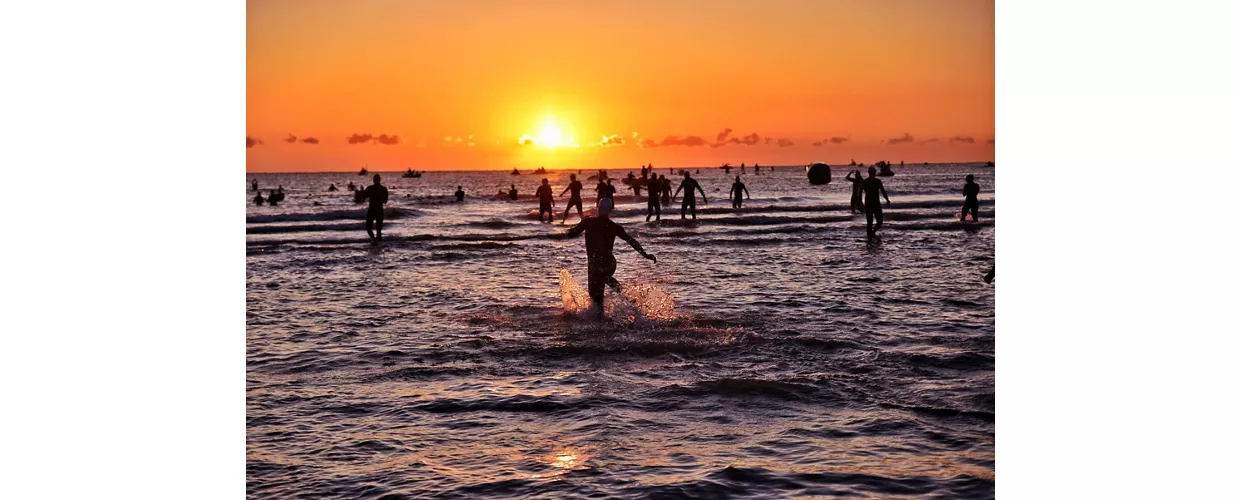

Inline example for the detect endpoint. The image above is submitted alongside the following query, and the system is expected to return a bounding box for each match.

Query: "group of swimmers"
[253,186,285,206]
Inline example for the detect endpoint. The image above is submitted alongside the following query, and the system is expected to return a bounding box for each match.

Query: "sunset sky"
[247,0,993,172]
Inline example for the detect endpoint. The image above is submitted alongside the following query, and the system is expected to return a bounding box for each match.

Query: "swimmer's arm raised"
[618,227,656,262]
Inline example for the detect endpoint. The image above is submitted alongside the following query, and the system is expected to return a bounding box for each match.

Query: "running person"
[561,173,585,223]
[536,178,556,223]
[565,198,657,319]
[672,171,708,219]
[961,174,980,222]
[729,175,750,209]
[861,166,890,238]
[363,174,389,242]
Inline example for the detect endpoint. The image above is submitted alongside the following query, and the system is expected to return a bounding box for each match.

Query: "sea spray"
[559,268,676,322]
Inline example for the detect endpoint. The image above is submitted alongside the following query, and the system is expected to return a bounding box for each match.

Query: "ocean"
[246,163,995,498]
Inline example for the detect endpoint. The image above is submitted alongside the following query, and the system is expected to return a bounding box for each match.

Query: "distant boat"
[986,161,995,167]
[402,168,422,178]
[358,167,369,176]
[875,160,895,177]
[511,168,520,175]
[849,159,857,166]
[532,167,548,174]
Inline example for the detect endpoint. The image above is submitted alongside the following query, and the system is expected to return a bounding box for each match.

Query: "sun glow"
[519,118,579,149]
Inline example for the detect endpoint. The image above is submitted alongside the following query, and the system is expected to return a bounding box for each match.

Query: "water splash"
[559,268,592,313]
[559,268,675,323]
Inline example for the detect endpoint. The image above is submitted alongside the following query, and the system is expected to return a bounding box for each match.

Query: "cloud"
[300,137,319,144]
[986,138,995,144]
[597,134,626,146]
[712,132,762,147]
[377,134,400,145]
[632,132,639,138]
[285,134,297,144]
[919,138,941,144]
[777,138,794,147]
[246,136,258,148]
[950,136,975,144]
[812,141,823,147]
[716,128,733,143]
[764,137,772,145]
[829,136,849,144]
[644,135,710,148]
[348,133,374,144]
[886,133,915,145]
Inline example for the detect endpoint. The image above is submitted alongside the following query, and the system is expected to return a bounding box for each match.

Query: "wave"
[246,206,418,224]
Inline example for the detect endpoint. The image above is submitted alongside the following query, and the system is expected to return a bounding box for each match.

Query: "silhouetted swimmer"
[604,179,616,201]
[347,181,356,192]
[267,189,279,206]
[455,185,465,202]
[862,166,891,238]
[253,192,265,205]
[673,171,708,219]
[961,174,980,222]
[845,170,864,213]
[565,198,656,319]
[561,173,584,223]
[363,174,389,242]
[251,179,258,191]
[659,175,671,206]
[641,177,661,221]
[328,183,338,192]
[508,184,518,201]
[536,178,556,223]
[729,175,750,209]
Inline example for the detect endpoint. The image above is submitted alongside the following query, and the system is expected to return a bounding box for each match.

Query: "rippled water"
[247,164,995,498]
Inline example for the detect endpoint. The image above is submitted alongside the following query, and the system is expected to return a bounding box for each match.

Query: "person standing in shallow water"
[862,166,891,238]
[455,186,465,202]
[561,173,584,223]
[604,179,617,201]
[729,175,750,209]
[536,178,556,223]
[253,191,265,206]
[363,174,389,242]
[673,171,708,219]
[961,174,980,222]
[845,170,864,213]
[641,177,661,221]
[565,198,657,320]
[508,184,518,201]
[659,175,671,206]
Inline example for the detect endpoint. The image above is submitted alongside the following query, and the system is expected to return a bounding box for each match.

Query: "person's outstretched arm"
[617,226,656,262]
[881,184,890,206]
[673,184,684,200]
[697,184,708,203]
[744,185,750,199]
[565,220,587,238]
[560,186,571,197]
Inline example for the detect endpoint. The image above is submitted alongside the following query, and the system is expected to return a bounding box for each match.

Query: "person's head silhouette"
[868,166,877,177]
[570,173,577,181]
[966,174,975,183]
[373,174,381,184]
[736,175,741,182]
[542,178,549,185]
[598,198,614,219]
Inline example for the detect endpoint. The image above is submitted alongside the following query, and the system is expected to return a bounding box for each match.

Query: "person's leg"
[366,211,376,240]
[654,201,660,221]
[873,208,883,233]
[865,209,874,236]
[970,202,979,222]
[587,265,605,318]
[375,210,385,240]
[961,203,968,222]
[690,201,697,219]
[681,200,688,218]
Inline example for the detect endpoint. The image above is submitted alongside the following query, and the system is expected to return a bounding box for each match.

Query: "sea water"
[247,164,995,498]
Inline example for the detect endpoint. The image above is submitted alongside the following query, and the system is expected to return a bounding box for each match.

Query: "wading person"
[961,174,980,222]
[363,174,389,242]
[561,173,584,222]
[565,198,657,320]
[862,166,890,238]
[845,169,864,213]
[672,171,708,219]
[455,185,465,202]
[642,178,661,221]
[729,175,750,209]
[536,178,556,223]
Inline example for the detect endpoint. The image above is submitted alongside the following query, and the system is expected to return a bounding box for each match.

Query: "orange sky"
[247,0,993,172]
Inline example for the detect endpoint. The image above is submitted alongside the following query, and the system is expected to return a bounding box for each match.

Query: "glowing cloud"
[886,133,915,145]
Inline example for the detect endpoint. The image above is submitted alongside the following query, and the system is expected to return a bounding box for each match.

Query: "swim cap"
[598,198,614,215]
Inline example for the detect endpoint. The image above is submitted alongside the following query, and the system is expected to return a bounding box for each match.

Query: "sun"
[537,122,565,148]
[519,118,579,149]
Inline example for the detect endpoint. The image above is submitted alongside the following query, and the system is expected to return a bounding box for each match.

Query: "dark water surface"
[247,164,995,498]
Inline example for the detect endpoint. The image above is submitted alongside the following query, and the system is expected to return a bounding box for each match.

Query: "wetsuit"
[961,181,980,222]
[566,217,648,311]
[644,182,661,221]
[562,180,584,221]
[455,189,465,202]
[848,175,864,213]
[267,191,279,206]
[660,179,671,206]
[676,178,706,219]
[254,194,264,206]
[862,177,887,235]
[363,183,389,240]
[730,180,748,209]
[508,188,518,201]
[603,183,616,201]
[536,184,555,222]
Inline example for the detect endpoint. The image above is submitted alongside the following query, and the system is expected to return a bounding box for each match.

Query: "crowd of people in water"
[249,164,990,316]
